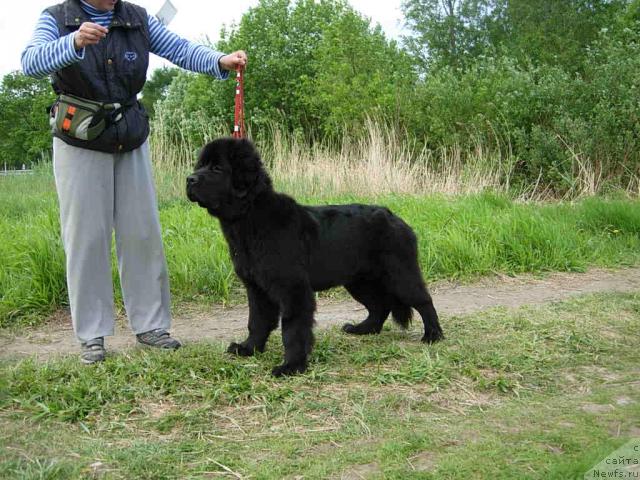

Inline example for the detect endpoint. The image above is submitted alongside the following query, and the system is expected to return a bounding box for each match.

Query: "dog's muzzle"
[186,175,199,202]
[187,174,199,187]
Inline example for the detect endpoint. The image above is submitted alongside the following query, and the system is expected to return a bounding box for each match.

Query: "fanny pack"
[50,94,129,141]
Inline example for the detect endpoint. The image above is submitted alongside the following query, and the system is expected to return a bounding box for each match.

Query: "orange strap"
[62,105,77,132]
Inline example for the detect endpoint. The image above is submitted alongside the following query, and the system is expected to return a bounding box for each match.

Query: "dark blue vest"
[46,0,150,153]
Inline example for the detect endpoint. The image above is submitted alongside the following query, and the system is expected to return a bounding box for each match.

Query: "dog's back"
[304,204,418,291]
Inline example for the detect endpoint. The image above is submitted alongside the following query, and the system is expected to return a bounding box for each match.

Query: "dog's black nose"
[187,174,199,186]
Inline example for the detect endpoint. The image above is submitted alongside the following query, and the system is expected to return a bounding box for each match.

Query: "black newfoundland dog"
[187,138,443,376]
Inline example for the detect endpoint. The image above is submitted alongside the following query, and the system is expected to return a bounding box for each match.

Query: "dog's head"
[186,137,272,219]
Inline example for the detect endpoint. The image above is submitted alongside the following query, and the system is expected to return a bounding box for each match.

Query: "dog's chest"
[224,226,262,280]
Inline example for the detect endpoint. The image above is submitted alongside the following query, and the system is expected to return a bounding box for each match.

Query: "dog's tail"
[391,302,413,329]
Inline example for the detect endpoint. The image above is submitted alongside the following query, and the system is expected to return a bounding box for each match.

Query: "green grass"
[2,167,640,328]
[1,292,639,478]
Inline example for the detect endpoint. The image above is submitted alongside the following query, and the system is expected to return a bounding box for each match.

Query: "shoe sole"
[81,357,105,365]
[136,341,181,350]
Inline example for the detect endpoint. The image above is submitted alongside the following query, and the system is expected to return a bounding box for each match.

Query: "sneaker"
[136,328,181,350]
[80,337,105,364]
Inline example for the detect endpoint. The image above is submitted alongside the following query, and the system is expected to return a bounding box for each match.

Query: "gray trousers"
[53,138,171,342]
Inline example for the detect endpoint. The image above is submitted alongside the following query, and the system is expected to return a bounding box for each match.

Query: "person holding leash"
[21,0,247,364]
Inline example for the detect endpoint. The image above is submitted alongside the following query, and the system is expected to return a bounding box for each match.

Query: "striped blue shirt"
[21,0,229,80]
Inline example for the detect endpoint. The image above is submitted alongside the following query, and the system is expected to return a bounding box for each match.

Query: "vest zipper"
[103,28,120,149]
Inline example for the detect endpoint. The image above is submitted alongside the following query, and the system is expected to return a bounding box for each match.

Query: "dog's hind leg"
[384,260,444,343]
[342,280,391,335]
[414,297,443,343]
[271,280,316,377]
[228,282,280,356]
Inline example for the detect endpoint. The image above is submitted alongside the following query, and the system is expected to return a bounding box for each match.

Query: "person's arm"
[21,12,84,78]
[148,14,246,79]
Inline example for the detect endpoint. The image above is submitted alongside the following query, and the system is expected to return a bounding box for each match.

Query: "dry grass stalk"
[150,116,515,200]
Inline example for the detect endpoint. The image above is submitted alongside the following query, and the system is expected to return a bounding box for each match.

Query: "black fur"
[187,138,444,376]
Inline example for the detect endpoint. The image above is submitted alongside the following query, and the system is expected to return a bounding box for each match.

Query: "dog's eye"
[210,166,223,174]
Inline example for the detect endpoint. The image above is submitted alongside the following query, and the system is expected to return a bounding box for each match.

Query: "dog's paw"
[342,322,380,335]
[342,323,358,334]
[271,362,307,377]
[226,342,255,356]
[421,329,445,344]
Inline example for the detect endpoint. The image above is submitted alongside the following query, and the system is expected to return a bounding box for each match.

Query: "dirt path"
[2,267,639,361]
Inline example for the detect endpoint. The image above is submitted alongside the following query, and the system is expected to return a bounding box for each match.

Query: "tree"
[217,0,351,134]
[490,0,627,71]
[402,0,628,73]
[402,0,496,70]
[0,72,55,168]
[155,0,413,142]
[305,11,415,138]
[140,67,179,118]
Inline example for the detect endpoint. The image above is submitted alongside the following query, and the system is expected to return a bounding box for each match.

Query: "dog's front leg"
[227,282,280,356]
[271,281,316,377]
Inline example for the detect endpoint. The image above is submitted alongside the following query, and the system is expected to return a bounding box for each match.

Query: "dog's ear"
[229,138,267,197]
[195,142,213,170]
[230,138,260,168]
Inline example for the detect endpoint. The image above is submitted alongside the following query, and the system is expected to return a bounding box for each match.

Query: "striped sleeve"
[147,14,229,79]
[21,12,84,79]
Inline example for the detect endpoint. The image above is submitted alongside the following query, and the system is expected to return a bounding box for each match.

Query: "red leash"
[232,66,246,139]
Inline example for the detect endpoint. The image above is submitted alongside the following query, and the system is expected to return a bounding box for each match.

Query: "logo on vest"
[124,51,138,62]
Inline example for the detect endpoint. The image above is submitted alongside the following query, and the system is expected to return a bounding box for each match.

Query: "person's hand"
[73,22,108,50]
[219,50,248,71]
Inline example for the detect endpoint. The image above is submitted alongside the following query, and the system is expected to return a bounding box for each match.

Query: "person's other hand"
[73,22,108,50]
[220,50,248,71]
